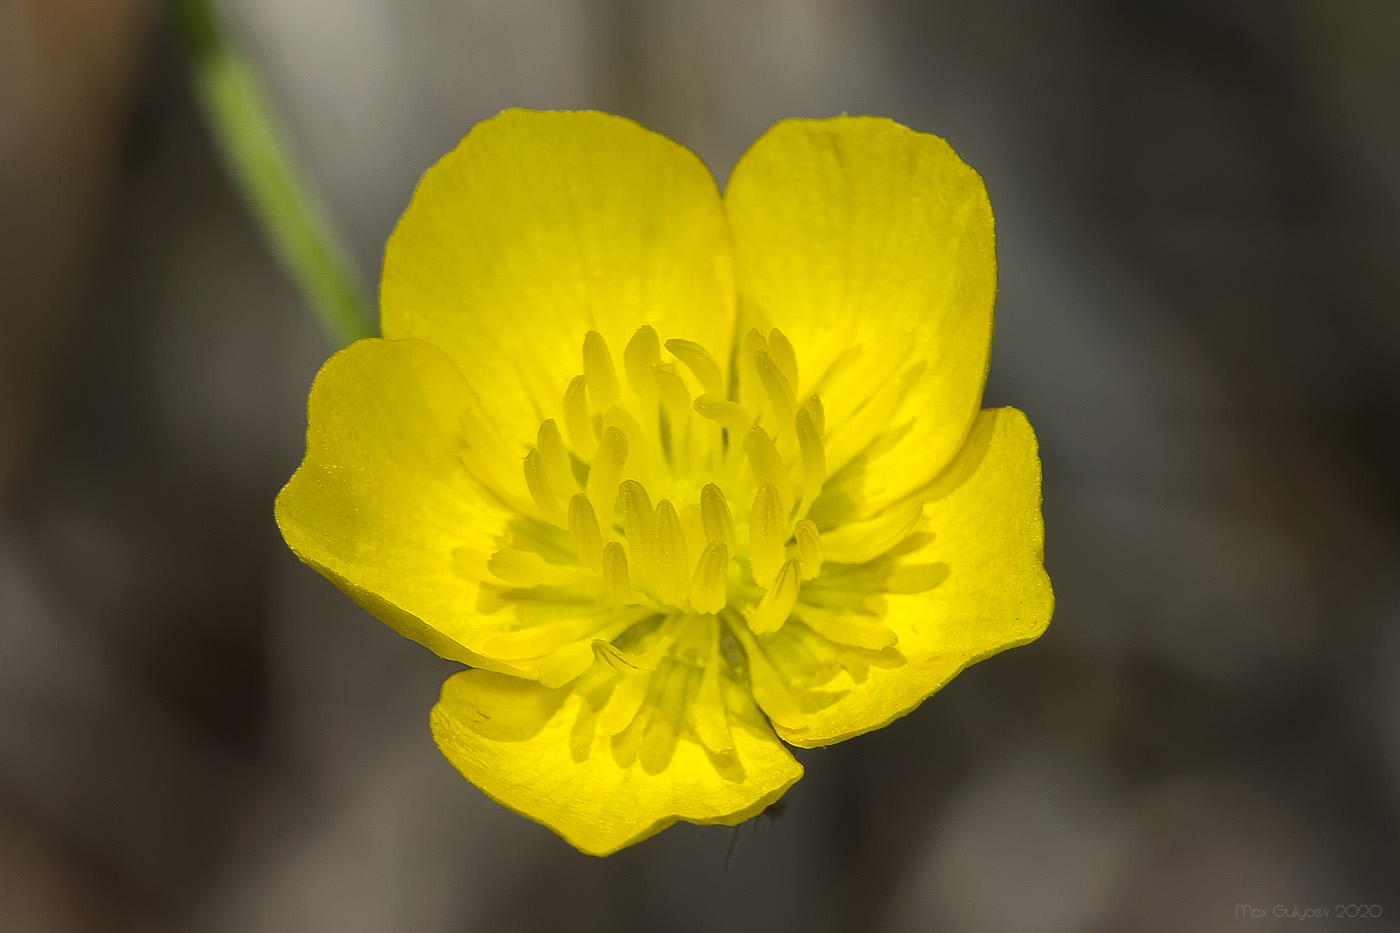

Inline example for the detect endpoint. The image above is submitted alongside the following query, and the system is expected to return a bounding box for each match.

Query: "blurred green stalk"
[170,0,373,348]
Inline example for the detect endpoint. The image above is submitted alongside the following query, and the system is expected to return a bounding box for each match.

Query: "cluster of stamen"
[500,325,828,632]
[460,324,940,769]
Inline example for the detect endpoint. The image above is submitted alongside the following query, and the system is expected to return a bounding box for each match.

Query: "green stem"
[169,0,373,348]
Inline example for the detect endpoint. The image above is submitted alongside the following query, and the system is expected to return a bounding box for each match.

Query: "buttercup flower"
[275,110,1052,855]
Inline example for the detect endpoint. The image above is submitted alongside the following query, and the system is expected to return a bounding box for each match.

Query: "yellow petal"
[772,408,1052,747]
[382,109,735,452]
[274,338,515,665]
[725,116,995,514]
[431,669,803,856]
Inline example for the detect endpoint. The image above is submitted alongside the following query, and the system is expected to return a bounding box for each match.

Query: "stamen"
[651,362,691,415]
[767,328,799,389]
[487,547,581,586]
[794,518,823,580]
[593,639,655,674]
[755,348,797,429]
[586,425,628,520]
[801,395,825,436]
[568,493,604,571]
[523,447,562,524]
[679,504,707,573]
[738,328,768,412]
[623,325,661,401]
[507,325,926,736]
[563,374,595,457]
[617,480,656,578]
[601,406,648,474]
[582,330,621,410]
[748,558,801,634]
[693,394,751,437]
[749,484,786,588]
[745,426,791,516]
[601,541,633,604]
[537,419,574,494]
[690,540,729,614]
[795,407,826,510]
[699,483,736,555]
[665,338,724,396]
[652,499,689,606]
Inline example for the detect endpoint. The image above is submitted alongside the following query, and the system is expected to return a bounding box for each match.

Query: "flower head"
[275,110,1052,855]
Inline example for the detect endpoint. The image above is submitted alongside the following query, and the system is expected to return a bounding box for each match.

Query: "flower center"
[508,325,827,625]
[468,323,941,770]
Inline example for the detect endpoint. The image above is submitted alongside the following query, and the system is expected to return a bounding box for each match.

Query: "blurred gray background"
[3,0,1399,930]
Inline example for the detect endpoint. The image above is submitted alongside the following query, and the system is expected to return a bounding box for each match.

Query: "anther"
[794,519,823,580]
[755,348,796,429]
[563,374,595,458]
[664,338,724,396]
[739,328,768,412]
[601,541,633,604]
[748,558,801,634]
[699,483,736,555]
[749,484,786,588]
[623,325,661,401]
[617,480,656,577]
[523,447,562,524]
[801,395,825,436]
[602,406,649,474]
[487,547,578,586]
[689,540,729,613]
[767,328,799,389]
[586,425,628,520]
[568,493,604,571]
[536,419,573,493]
[651,362,691,416]
[652,499,689,606]
[693,395,751,437]
[795,407,826,508]
[745,426,791,516]
[582,330,621,411]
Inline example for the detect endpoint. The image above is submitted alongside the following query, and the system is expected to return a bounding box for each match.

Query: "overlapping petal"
[382,109,736,452]
[725,116,996,517]
[431,668,802,855]
[275,338,521,665]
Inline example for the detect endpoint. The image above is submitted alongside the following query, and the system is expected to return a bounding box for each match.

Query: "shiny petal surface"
[772,407,1051,747]
[275,338,516,665]
[725,116,996,515]
[382,109,735,451]
[432,669,803,856]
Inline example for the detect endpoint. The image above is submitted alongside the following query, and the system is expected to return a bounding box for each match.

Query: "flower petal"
[275,338,517,665]
[382,109,736,451]
[431,668,803,855]
[724,116,996,515]
[768,407,1052,747]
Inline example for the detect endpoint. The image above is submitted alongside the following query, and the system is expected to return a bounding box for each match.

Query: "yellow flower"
[275,110,1052,855]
